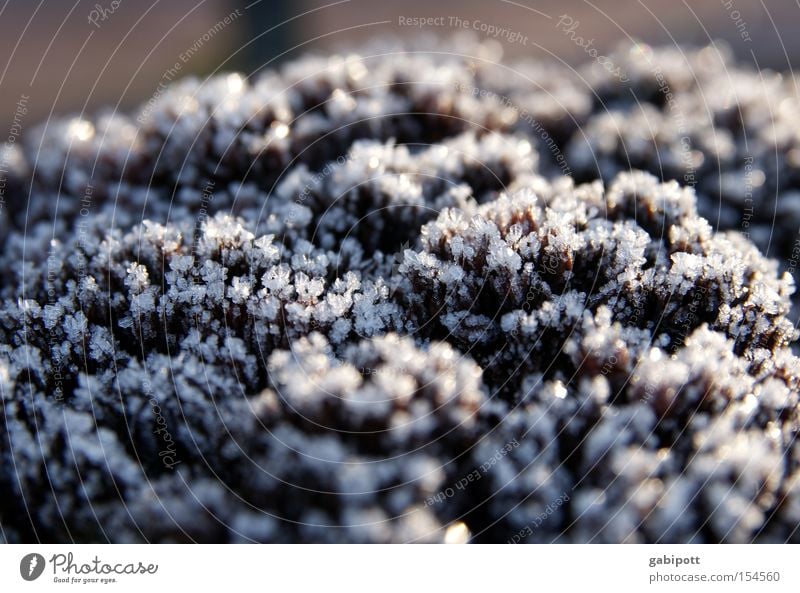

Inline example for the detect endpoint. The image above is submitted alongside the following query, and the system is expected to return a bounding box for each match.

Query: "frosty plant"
[0,36,799,544]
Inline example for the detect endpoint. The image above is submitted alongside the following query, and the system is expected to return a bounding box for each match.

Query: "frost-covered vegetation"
[1,37,799,542]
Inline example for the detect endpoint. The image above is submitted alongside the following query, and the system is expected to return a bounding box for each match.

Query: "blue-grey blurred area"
[0,0,799,130]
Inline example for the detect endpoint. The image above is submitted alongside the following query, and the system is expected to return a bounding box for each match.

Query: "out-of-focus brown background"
[1,0,798,130]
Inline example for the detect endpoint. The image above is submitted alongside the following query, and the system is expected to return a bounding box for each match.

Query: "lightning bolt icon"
[28,556,38,577]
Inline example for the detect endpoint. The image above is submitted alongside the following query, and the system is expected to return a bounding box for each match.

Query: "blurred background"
[1,0,799,129]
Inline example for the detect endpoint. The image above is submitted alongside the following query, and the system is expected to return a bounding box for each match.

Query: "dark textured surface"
[1,39,799,543]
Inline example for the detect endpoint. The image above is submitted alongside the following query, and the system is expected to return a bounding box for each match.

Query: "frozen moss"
[1,39,800,543]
